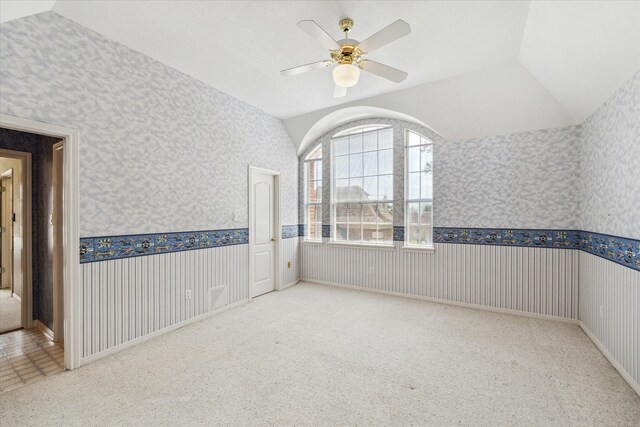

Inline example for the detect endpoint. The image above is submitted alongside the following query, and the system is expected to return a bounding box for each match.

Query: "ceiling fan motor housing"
[333,39,362,66]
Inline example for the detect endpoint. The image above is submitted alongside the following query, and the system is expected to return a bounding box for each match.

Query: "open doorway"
[0,133,65,338]
[0,127,68,391]
[0,166,20,333]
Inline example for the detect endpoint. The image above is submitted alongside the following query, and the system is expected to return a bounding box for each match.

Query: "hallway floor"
[0,288,21,333]
[1,282,638,425]
[0,327,65,393]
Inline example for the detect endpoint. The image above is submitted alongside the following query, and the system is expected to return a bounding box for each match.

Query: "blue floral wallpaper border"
[576,230,640,272]
[282,224,304,239]
[431,227,639,272]
[80,225,639,271]
[432,227,581,248]
[81,225,305,263]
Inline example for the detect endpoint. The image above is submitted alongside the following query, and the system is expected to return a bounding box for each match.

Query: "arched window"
[331,125,393,245]
[404,130,433,247]
[303,145,322,241]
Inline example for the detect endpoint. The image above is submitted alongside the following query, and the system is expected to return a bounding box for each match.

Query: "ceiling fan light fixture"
[333,63,360,87]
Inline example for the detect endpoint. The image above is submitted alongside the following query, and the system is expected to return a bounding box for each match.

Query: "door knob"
[271,237,277,241]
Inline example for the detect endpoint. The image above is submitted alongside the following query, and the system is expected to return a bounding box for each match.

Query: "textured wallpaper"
[301,119,580,229]
[440,126,581,229]
[580,70,640,239]
[0,12,298,237]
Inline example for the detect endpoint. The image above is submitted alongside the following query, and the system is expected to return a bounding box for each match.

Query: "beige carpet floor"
[1,281,638,426]
[0,288,21,333]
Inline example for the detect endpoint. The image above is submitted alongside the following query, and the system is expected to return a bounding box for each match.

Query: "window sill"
[328,242,395,251]
[401,245,435,253]
[302,240,324,245]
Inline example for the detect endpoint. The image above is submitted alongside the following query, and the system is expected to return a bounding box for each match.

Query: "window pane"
[334,138,348,156]
[307,206,322,240]
[408,146,421,172]
[420,172,432,199]
[379,128,393,149]
[363,176,377,200]
[307,145,322,160]
[408,172,420,199]
[376,222,393,243]
[347,203,362,224]
[335,204,348,223]
[419,203,432,226]
[363,131,377,152]
[379,175,393,200]
[378,149,393,175]
[363,151,377,176]
[349,133,363,154]
[407,202,420,224]
[349,154,363,177]
[361,202,378,224]
[335,179,349,201]
[314,160,323,180]
[407,225,429,246]
[349,178,364,200]
[307,180,320,203]
[335,223,348,241]
[348,224,363,242]
[420,145,432,172]
[335,156,349,179]
[332,126,394,244]
[407,131,422,146]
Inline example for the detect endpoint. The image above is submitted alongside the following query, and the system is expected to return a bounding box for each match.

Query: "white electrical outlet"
[599,304,603,319]
[185,289,192,300]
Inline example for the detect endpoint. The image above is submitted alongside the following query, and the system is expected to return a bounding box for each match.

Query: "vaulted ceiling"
[1,1,639,146]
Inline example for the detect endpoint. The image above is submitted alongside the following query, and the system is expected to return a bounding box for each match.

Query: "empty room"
[0,0,638,425]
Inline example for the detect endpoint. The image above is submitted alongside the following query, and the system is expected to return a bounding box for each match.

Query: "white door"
[251,171,276,297]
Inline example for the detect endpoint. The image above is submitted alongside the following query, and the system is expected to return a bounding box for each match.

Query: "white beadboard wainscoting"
[79,237,302,363]
[579,251,640,394]
[79,244,249,361]
[281,237,302,288]
[302,242,580,320]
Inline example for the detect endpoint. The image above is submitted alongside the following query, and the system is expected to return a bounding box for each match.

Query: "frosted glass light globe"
[333,63,361,87]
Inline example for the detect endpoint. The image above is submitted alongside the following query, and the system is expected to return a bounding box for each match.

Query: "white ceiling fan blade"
[361,60,408,83]
[280,61,330,77]
[297,20,341,51]
[358,20,411,54]
[333,84,347,98]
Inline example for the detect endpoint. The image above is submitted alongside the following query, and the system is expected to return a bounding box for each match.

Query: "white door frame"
[0,114,80,370]
[248,165,281,301]
[52,140,64,342]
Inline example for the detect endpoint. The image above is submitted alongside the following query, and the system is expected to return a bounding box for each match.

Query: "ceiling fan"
[280,18,411,98]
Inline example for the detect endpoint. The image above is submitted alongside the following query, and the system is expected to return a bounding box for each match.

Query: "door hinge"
[0,186,5,192]
[0,226,5,233]
[0,267,5,274]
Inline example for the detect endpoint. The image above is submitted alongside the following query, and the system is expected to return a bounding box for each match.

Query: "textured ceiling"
[1,0,638,143]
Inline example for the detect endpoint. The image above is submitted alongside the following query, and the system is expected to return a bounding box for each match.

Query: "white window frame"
[303,145,323,242]
[330,125,394,247]
[404,129,434,249]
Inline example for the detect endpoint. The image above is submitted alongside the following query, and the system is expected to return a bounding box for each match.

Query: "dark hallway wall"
[0,128,59,330]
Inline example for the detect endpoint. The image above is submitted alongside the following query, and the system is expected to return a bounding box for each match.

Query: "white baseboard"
[301,278,579,325]
[579,321,640,397]
[279,279,300,291]
[79,299,248,367]
[35,320,54,340]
